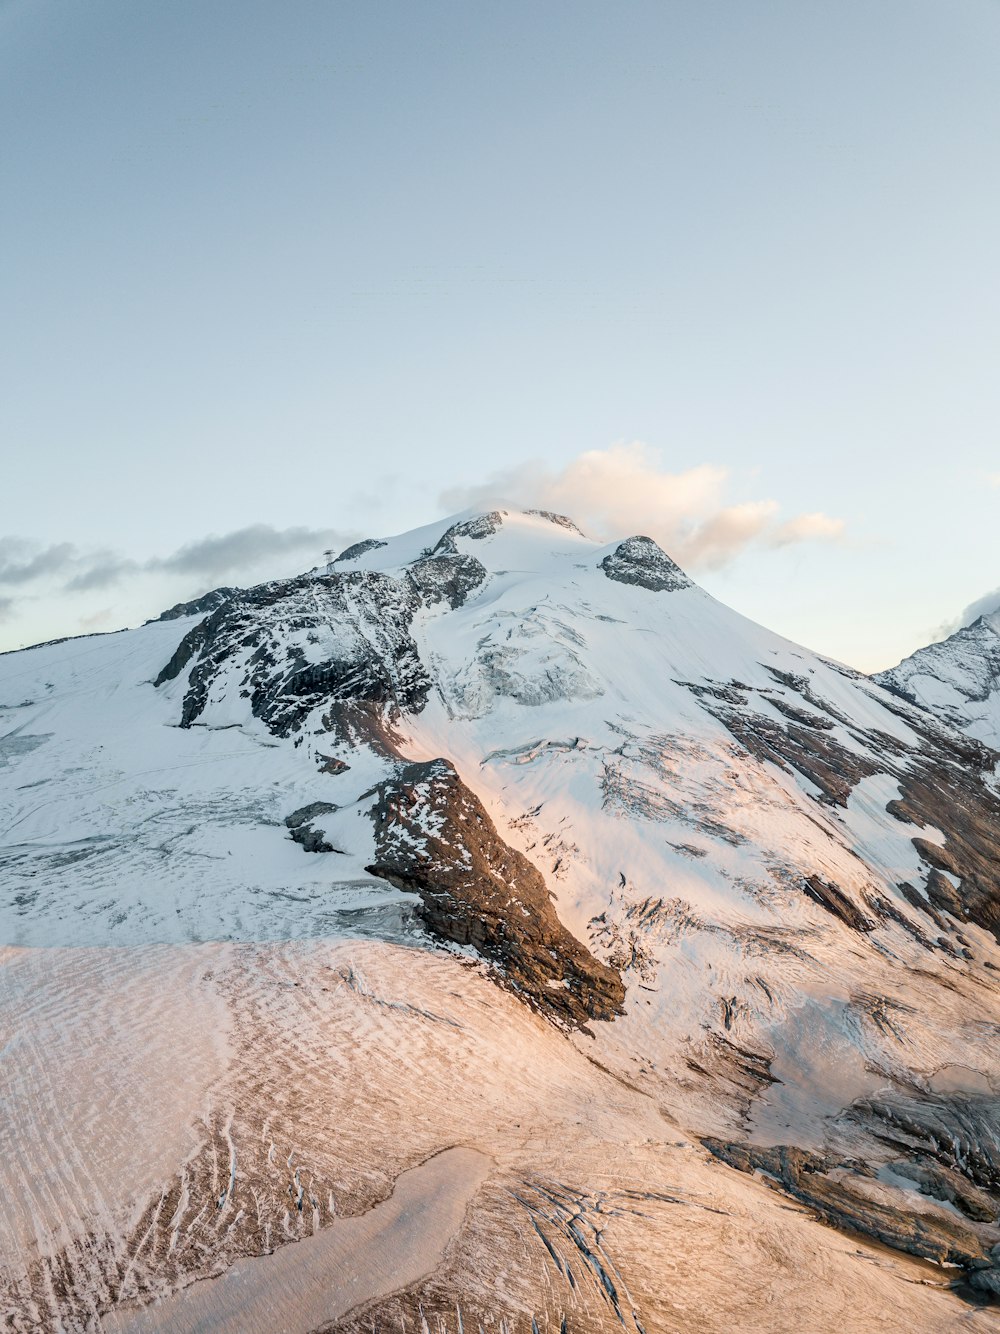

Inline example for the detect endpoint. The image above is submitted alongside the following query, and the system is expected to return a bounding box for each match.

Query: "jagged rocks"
[525,509,584,533]
[851,1092,1000,1200]
[875,612,1000,747]
[702,1138,992,1272]
[430,512,505,553]
[155,571,430,736]
[316,753,350,775]
[146,587,239,624]
[599,536,692,593]
[803,875,875,933]
[284,802,342,853]
[889,1159,997,1223]
[364,758,625,1028]
[334,538,387,562]
[408,553,488,609]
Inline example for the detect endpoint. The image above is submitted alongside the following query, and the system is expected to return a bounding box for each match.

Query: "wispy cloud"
[151,525,347,581]
[0,524,353,597]
[441,443,845,570]
[927,585,1000,643]
[959,587,1000,627]
[0,539,77,586]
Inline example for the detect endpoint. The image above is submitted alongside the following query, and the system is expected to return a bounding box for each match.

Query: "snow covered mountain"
[876,609,1000,749]
[3,507,1000,1333]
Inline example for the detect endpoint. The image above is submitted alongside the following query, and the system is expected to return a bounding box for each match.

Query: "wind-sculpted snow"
[4,507,1000,1330]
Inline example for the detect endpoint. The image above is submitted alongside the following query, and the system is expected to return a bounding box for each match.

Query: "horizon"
[0,499,986,672]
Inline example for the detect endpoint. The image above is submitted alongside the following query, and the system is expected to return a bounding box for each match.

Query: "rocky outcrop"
[155,571,430,736]
[702,1138,994,1275]
[687,670,1000,949]
[284,802,342,853]
[430,512,505,553]
[334,538,387,563]
[525,509,584,534]
[146,588,239,624]
[408,553,488,609]
[364,759,625,1028]
[875,612,1000,746]
[803,875,875,932]
[600,536,691,593]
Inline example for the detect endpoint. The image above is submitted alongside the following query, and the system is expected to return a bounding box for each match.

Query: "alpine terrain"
[876,609,1000,750]
[3,507,1000,1334]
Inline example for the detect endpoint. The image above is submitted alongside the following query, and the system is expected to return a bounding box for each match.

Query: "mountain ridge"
[3,506,1000,1331]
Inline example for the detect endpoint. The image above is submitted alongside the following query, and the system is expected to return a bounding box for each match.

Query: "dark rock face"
[146,588,239,624]
[599,537,691,593]
[803,875,875,932]
[364,759,625,1028]
[284,802,342,853]
[852,1093,1000,1203]
[316,753,350,775]
[155,571,430,737]
[714,703,880,807]
[875,614,1000,737]
[702,1138,992,1273]
[889,1159,997,1223]
[430,512,505,553]
[686,670,1000,949]
[335,538,387,562]
[525,509,585,534]
[408,553,488,609]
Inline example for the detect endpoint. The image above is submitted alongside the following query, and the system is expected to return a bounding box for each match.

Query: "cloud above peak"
[441,443,845,571]
[959,587,1000,627]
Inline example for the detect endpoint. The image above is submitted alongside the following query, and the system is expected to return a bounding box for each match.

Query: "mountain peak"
[7,508,1000,1328]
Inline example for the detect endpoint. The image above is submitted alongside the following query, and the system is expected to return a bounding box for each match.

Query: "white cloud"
[441,442,844,571]
[959,587,1000,627]
[770,512,846,546]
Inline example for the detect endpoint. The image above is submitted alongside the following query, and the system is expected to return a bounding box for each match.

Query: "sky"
[2,0,999,669]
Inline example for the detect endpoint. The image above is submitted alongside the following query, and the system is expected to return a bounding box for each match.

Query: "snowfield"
[2,508,1000,1332]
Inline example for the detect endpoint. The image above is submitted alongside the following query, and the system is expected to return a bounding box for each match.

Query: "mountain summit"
[876,608,1000,749]
[3,508,1000,1331]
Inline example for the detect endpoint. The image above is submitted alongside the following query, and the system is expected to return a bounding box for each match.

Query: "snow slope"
[3,507,1000,1332]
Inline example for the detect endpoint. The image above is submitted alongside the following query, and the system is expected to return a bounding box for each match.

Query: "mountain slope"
[875,610,1000,749]
[3,507,1000,1333]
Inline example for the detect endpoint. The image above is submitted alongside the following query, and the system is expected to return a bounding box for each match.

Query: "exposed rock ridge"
[364,758,625,1028]
[524,508,585,534]
[335,537,387,562]
[875,613,1000,746]
[154,571,430,735]
[146,587,239,624]
[600,536,692,592]
[430,512,505,554]
[686,671,1000,946]
[702,1137,996,1277]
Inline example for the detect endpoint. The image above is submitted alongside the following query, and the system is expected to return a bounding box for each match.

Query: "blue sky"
[2,0,999,668]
